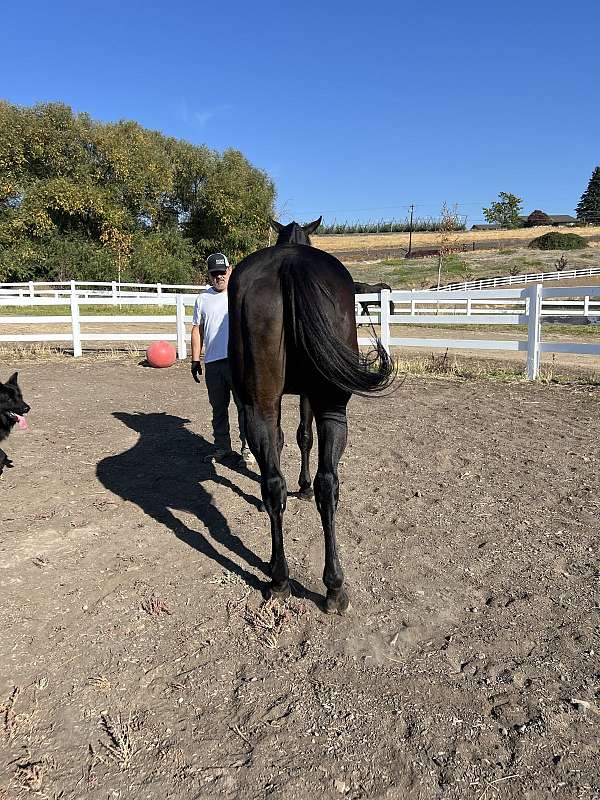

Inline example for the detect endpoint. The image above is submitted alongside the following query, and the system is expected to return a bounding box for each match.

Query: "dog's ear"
[7,372,18,385]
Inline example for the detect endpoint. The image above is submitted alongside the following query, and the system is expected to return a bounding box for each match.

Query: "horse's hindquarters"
[229,267,286,407]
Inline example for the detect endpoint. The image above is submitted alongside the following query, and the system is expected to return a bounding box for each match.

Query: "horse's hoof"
[298,487,314,501]
[268,583,291,602]
[325,588,350,614]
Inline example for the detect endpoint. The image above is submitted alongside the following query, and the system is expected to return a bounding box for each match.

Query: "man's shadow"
[96,412,321,604]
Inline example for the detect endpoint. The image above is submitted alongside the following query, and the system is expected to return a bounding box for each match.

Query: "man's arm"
[191,323,204,382]
[191,295,204,382]
[191,323,203,362]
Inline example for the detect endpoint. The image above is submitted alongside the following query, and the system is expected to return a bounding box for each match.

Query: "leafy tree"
[482,192,523,228]
[128,230,199,284]
[0,232,115,282]
[576,166,600,224]
[0,101,276,282]
[44,234,116,281]
[186,148,275,262]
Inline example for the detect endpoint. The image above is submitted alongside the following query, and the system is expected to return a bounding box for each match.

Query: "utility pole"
[407,204,414,256]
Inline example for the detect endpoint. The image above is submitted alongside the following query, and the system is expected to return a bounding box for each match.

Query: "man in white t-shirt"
[191,253,255,466]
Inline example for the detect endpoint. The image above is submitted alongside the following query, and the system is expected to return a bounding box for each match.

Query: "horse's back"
[232,244,353,293]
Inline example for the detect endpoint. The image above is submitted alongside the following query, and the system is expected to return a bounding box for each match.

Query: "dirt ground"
[0,358,599,800]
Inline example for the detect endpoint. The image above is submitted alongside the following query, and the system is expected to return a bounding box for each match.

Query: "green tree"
[186,148,275,262]
[0,101,275,282]
[576,166,600,224]
[482,192,523,228]
[128,230,199,284]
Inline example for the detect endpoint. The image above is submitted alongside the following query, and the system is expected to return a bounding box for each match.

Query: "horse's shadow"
[96,412,321,603]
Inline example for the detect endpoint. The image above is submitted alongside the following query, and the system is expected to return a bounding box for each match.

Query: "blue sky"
[3,0,599,226]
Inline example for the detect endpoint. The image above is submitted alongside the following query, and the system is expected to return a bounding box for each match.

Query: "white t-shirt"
[192,288,229,363]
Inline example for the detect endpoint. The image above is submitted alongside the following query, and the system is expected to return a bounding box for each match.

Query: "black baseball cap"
[206,253,230,273]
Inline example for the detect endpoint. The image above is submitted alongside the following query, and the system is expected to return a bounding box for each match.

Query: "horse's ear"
[7,372,18,385]
[303,216,322,235]
[269,218,283,233]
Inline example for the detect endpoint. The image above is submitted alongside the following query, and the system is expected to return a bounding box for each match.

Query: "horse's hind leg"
[296,394,314,500]
[245,404,290,600]
[313,406,350,614]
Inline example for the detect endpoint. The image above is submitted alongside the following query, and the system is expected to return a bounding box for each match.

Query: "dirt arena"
[0,358,599,799]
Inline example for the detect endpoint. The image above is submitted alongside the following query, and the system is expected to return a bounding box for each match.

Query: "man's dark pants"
[204,358,246,451]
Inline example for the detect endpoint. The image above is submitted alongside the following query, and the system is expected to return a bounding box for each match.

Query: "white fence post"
[526,284,542,380]
[584,294,590,316]
[29,281,35,298]
[70,287,82,357]
[111,281,117,302]
[176,295,187,360]
[380,288,391,353]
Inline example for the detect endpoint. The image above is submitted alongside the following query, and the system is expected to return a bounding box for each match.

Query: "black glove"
[191,360,202,383]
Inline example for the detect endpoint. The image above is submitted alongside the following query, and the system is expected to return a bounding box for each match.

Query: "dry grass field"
[313,226,600,267]
[313,225,600,254]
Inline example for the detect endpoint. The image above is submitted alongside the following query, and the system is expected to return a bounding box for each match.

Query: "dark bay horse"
[228,217,393,612]
[354,281,395,318]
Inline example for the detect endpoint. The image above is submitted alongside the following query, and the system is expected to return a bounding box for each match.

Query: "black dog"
[0,372,30,477]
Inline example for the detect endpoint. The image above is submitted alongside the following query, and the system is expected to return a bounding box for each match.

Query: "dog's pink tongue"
[16,414,28,430]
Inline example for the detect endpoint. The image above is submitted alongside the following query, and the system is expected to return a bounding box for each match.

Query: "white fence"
[0,293,196,361]
[433,264,600,292]
[1,286,600,380]
[0,279,208,300]
[356,286,600,378]
[1,263,599,299]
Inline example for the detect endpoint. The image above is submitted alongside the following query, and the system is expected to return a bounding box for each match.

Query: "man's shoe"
[241,446,256,466]
[204,448,235,464]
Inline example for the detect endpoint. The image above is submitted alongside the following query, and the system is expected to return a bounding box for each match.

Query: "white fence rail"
[0,294,198,361]
[1,287,600,380]
[361,285,600,378]
[432,264,600,292]
[0,279,209,300]
[1,263,599,299]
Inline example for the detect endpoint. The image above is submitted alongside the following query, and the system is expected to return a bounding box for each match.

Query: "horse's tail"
[279,257,394,396]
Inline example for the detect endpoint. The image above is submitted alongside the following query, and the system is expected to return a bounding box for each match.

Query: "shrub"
[528,232,587,250]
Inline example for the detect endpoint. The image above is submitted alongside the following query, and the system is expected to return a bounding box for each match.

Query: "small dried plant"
[99,712,135,770]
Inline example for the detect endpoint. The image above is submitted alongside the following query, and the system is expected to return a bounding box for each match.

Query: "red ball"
[146,340,177,368]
